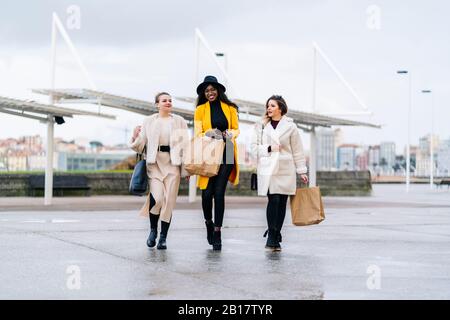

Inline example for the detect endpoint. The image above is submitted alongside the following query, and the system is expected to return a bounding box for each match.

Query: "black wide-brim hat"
[196,75,226,95]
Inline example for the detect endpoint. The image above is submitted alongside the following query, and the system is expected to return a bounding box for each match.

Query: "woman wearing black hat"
[194,75,240,251]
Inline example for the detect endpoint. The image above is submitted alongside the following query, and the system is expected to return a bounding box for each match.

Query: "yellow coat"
[194,101,240,190]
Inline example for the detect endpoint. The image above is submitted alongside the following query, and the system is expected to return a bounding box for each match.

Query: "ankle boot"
[157,233,167,250]
[146,228,158,248]
[264,229,280,250]
[212,230,221,251]
[277,231,282,243]
[205,220,214,245]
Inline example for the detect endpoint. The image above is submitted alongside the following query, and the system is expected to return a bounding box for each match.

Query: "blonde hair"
[154,92,171,104]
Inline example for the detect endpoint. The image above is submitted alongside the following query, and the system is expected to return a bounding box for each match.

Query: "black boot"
[264,229,280,250]
[146,228,157,248]
[205,220,214,245]
[212,230,221,251]
[157,233,167,250]
[274,231,282,251]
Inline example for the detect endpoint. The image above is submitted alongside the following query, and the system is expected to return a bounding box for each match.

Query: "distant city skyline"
[2,132,449,177]
[314,129,448,176]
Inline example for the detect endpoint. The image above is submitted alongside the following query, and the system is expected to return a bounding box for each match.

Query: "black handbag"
[251,172,257,191]
[129,146,148,196]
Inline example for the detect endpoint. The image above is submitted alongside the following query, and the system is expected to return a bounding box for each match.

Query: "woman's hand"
[270,144,281,152]
[205,128,222,139]
[223,130,233,139]
[132,126,142,142]
[300,174,309,184]
[205,129,215,137]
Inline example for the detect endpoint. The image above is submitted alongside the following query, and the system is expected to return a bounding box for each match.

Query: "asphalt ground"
[1,184,449,299]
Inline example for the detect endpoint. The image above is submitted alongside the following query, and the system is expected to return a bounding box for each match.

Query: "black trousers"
[266,193,288,232]
[202,163,234,228]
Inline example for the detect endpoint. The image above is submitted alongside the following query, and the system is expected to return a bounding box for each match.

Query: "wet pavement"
[0,184,449,299]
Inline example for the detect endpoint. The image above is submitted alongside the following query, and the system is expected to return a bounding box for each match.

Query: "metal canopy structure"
[0,95,116,121]
[32,89,381,130]
[177,96,381,130]
[32,88,196,123]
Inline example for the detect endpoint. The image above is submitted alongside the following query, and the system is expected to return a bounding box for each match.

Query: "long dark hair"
[195,84,239,111]
[265,95,288,118]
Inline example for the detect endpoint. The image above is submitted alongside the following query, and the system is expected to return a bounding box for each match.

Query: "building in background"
[57,151,133,171]
[416,135,439,177]
[334,128,343,149]
[21,135,44,154]
[393,155,405,175]
[316,128,343,171]
[5,150,28,171]
[368,145,380,172]
[56,138,133,171]
[380,142,396,174]
[0,135,132,172]
[0,157,6,171]
[356,147,369,171]
[317,129,336,170]
[337,144,358,170]
[27,153,58,171]
[436,138,450,177]
[409,145,418,175]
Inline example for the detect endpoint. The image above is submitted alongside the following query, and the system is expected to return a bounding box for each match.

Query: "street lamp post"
[215,52,228,88]
[422,90,434,189]
[397,70,411,192]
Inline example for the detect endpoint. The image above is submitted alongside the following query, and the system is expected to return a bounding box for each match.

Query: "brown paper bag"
[290,187,325,226]
[184,136,225,177]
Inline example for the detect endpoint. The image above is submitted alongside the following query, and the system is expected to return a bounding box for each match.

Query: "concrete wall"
[0,174,29,197]
[0,170,372,197]
[225,171,372,196]
[316,170,372,196]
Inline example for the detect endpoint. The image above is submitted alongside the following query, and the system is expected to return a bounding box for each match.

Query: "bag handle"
[136,145,146,162]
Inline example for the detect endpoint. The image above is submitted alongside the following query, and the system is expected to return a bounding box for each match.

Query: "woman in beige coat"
[251,95,308,251]
[130,92,189,250]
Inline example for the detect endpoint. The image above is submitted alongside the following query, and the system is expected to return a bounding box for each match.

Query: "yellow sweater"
[194,101,240,190]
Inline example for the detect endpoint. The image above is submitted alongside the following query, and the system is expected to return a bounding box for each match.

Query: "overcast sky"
[1,0,449,152]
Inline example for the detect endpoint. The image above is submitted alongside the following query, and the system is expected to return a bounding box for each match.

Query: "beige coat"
[251,116,307,196]
[130,113,189,220]
[130,113,189,168]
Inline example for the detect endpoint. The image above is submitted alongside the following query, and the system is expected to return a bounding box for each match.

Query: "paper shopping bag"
[184,136,225,177]
[290,187,325,226]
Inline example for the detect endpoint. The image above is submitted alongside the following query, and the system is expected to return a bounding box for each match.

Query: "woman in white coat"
[130,92,189,250]
[251,95,308,251]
